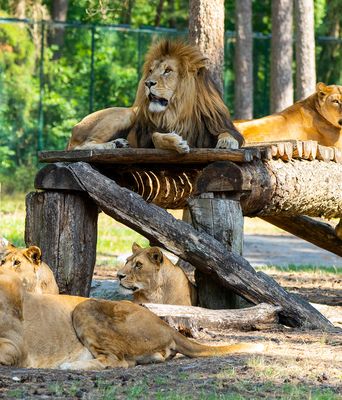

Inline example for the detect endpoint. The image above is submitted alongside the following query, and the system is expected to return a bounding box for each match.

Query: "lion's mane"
[131,40,243,148]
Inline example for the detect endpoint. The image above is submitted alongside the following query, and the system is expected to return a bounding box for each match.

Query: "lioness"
[0,248,263,370]
[0,245,59,294]
[117,243,197,305]
[235,83,342,147]
[68,40,243,153]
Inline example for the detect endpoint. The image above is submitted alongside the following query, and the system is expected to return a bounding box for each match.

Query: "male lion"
[68,40,243,153]
[235,83,342,147]
[117,243,197,305]
[0,247,263,370]
[0,244,59,294]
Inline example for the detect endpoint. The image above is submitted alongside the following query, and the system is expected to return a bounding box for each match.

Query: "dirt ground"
[0,270,341,400]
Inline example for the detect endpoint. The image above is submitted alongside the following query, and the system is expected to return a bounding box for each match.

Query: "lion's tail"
[173,332,264,357]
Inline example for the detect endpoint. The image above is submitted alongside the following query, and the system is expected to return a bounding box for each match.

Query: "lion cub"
[117,243,197,305]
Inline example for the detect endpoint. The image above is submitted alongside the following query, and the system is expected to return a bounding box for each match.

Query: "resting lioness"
[0,244,59,294]
[0,247,263,370]
[117,243,197,305]
[235,83,342,148]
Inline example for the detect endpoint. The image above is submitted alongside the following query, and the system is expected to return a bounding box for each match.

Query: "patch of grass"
[6,388,24,399]
[255,264,342,274]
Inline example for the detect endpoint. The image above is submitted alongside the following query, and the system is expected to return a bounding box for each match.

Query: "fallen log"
[261,215,342,258]
[67,162,332,330]
[142,303,281,337]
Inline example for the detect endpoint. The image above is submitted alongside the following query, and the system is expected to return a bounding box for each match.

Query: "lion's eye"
[164,67,172,74]
[332,99,339,104]
[135,261,143,270]
[0,259,5,266]
[13,260,21,267]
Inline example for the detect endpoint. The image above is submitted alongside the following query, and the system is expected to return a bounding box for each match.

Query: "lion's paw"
[112,138,130,148]
[167,132,190,154]
[152,132,190,154]
[216,136,239,150]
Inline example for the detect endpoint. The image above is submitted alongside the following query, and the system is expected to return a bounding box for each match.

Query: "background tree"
[295,0,316,100]
[189,0,225,95]
[270,0,293,113]
[234,0,253,119]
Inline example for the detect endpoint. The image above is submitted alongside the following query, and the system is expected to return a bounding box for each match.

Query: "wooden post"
[25,191,98,296]
[187,194,245,309]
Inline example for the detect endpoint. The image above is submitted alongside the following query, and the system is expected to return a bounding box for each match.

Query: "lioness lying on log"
[68,40,243,153]
[0,246,263,370]
[117,243,197,305]
[236,83,342,148]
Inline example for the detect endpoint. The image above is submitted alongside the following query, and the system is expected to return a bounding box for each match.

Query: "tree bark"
[189,0,225,95]
[25,191,98,296]
[154,0,165,27]
[142,303,281,337]
[234,0,253,119]
[66,162,332,330]
[270,0,293,113]
[294,0,316,100]
[49,0,69,60]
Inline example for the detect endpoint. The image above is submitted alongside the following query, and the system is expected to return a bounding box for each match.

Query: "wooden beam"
[67,161,332,330]
[261,215,342,257]
[142,303,281,337]
[38,148,260,164]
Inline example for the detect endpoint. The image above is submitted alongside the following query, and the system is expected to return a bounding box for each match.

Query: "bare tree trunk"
[167,0,176,28]
[121,0,135,25]
[189,0,225,95]
[49,0,69,60]
[234,0,253,119]
[14,0,26,18]
[154,0,165,27]
[270,0,293,113]
[294,0,316,100]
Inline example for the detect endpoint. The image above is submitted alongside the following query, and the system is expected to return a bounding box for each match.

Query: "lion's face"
[316,83,342,128]
[1,245,45,293]
[117,243,164,294]
[144,58,179,113]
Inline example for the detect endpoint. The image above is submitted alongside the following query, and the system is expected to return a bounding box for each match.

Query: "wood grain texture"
[25,191,98,296]
[66,161,332,329]
[142,303,281,337]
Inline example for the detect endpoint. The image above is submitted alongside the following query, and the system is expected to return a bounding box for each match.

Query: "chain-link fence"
[0,17,341,182]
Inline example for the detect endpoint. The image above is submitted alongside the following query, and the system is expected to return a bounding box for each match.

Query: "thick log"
[67,162,332,329]
[261,215,342,257]
[25,191,98,296]
[38,148,260,164]
[142,303,281,337]
[187,194,245,309]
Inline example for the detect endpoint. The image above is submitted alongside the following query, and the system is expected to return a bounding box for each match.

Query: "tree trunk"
[14,0,26,18]
[270,0,293,113]
[49,0,69,60]
[142,303,281,337]
[234,0,253,119]
[189,0,225,95]
[121,0,135,25]
[294,0,316,100]
[25,191,98,296]
[66,162,332,330]
[154,0,165,27]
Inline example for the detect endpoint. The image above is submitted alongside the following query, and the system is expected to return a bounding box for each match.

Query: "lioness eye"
[0,259,5,266]
[135,261,143,269]
[332,99,339,104]
[13,260,21,267]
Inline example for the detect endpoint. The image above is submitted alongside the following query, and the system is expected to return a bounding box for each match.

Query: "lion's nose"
[145,80,157,89]
[117,272,126,280]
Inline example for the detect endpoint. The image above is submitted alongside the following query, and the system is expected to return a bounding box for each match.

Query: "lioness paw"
[216,136,239,150]
[112,138,130,148]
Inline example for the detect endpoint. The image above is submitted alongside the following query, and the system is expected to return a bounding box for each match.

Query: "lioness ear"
[132,242,142,253]
[147,247,164,266]
[25,246,42,266]
[316,82,332,97]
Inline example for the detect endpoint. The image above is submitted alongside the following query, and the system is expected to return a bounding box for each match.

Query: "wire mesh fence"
[0,17,341,187]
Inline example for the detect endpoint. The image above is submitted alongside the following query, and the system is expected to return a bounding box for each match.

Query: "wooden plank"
[38,148,261,165]
[280,142,293,161]
[333,147,342,164]
[143,303,281,336]
[317,145,334,163]
[66,161,332,330]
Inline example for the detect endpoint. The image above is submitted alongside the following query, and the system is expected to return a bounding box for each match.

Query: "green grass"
[255,264,342,274]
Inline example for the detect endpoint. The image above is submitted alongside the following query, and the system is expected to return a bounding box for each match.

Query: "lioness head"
[316,83,342,128]
[117,242,164,294]
[0,245,59,294]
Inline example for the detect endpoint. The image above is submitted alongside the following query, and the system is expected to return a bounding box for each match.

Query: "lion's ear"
[132,242,142,253]
[316,82,332,97]
[147,247,164,266]
[24,246,42,266]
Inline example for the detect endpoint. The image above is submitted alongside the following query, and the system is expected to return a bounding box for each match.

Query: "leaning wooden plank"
[317,145,334,162]
[67,162,332,330]
[142,303,281,337]
[333,147,342,164]
[261,215,342,258]
[38,148,261,164]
